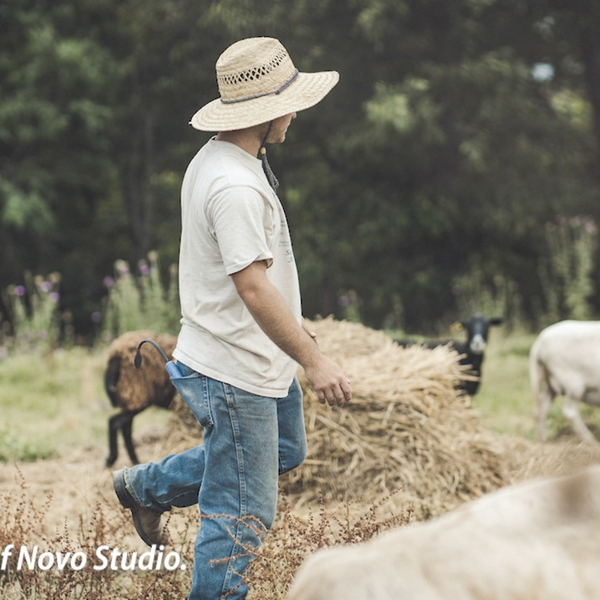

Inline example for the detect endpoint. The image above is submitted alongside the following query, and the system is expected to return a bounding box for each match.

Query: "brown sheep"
[104,330,177,467]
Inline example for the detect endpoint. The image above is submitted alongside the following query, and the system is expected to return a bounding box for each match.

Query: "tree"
[0,0,120,331]
[2,0,600,337]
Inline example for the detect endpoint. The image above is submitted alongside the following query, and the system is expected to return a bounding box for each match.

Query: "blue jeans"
[124,363,307,600]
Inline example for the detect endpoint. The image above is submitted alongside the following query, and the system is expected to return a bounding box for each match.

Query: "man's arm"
[231,260,351,406]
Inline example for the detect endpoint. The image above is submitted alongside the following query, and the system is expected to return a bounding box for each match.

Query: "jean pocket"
[171,372,213,428]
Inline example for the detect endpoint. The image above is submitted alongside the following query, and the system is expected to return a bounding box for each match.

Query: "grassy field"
[0,347,172,462]
[470,332,537,439]
[0,329,598,462]
[472,329,600,443]
[2,329,600,600]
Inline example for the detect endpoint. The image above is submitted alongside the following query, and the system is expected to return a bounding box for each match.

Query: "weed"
[101,251,180,340]
[1,272,62,355]
[246,492,412,600]
[0,471,194,599]
[0,473,413,600]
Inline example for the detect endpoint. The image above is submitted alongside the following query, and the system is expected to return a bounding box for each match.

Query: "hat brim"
[190,70,339,132]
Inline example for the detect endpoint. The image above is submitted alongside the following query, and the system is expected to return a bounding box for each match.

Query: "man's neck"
[216,128,263,157]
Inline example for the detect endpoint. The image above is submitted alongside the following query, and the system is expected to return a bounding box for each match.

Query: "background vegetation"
[2,0,600,342]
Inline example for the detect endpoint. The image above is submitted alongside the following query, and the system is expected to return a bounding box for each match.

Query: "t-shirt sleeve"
[207,185,275,275]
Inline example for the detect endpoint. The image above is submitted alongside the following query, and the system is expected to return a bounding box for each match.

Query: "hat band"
[220,70,299,105]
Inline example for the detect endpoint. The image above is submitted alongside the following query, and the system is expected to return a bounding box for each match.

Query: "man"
[112,37,351,600]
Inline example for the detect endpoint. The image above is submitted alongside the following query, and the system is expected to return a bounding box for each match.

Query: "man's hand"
[303,355,352,407]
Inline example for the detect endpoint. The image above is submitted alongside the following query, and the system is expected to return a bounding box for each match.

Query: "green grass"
[0,347,171,462]
[471,332,537,440]
[472,329,600,443]
[2,330,600,463]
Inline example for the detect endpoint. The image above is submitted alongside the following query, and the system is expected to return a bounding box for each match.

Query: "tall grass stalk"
[338,290,363,323]
[101,252,180,340]
[0,476,194,599]
[0,477,412,600]
[1,272,62,355]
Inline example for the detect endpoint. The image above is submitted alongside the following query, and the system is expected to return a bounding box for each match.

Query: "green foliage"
[453,265,525,331]
[102,251,180,339]
[540,216,597,323]
[2,0,600,335]
[1,272,62,354]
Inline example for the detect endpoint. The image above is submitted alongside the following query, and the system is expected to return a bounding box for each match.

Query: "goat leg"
[563,395,598,445]
[121,409,143,464]
[106,413,122,467]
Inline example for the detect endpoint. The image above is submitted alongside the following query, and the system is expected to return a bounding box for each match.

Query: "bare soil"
[0,428,198,550]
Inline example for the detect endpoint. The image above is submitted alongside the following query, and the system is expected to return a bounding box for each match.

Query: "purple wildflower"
[91,311,102,323]
[40,281,52,293]
[103,276,115,288]
[15,285,26,297]
[49,292,60,303]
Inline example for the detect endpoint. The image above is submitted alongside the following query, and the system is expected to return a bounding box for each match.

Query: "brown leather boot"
[113,469,169,547]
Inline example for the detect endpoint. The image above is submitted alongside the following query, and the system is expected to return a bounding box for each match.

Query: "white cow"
[530,320,600,444]
[286,466,600,600]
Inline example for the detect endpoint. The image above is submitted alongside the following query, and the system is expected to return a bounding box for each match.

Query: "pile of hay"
[279,318,510,516]
[162,318,513,517]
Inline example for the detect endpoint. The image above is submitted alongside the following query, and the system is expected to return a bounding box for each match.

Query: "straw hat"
[190,37,339,132]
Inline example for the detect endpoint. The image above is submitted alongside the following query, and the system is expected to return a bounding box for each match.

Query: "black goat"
[104,330,177,467]
[395,314,503,395]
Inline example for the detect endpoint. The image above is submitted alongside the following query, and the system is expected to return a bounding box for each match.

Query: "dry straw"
[280,318,510,517]
[190,37,339,132]
[163,317,514,518]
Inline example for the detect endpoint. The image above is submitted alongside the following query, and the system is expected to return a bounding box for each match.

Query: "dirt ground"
[0,443,113,522]
[0,428,199,550]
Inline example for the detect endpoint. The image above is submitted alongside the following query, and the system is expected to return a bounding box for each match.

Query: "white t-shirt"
[173,138,302,398]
